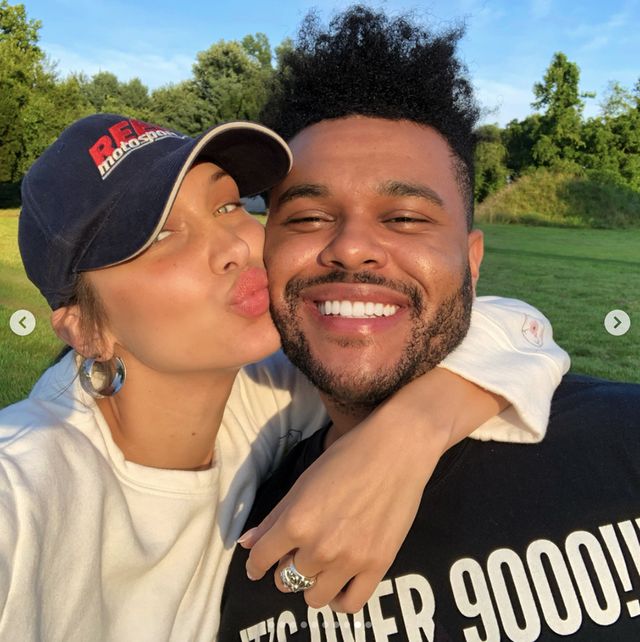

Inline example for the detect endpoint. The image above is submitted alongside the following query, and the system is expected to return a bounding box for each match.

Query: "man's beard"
[270,267,474,417]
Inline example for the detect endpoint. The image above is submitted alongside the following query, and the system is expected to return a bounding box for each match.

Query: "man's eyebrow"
[378,180,444,207]
[274,183,329,209]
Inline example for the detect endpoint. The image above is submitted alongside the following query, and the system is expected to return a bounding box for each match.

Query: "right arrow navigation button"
[604,310,631,337]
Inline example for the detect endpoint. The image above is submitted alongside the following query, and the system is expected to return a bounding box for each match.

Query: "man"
[219,7,640,641]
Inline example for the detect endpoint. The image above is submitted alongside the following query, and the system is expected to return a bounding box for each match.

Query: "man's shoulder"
[552,373,640,413]
[555,372,640,396]
[546,373,640,442]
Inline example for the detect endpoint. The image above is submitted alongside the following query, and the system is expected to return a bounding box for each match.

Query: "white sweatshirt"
[0,296,569,641]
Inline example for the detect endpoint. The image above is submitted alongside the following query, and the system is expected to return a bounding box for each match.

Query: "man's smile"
[316,300,399,318]
[292,281,414,330]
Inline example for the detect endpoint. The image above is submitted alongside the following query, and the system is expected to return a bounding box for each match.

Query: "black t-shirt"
[219,375,640,641]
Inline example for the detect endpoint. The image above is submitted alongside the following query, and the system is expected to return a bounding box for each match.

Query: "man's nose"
[318,219,388,271]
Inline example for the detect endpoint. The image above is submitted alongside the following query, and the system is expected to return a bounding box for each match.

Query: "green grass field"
[1,214,638,408]
[476,224,639,383]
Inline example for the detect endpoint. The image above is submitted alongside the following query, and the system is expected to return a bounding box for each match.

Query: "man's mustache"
[282,270,424,315]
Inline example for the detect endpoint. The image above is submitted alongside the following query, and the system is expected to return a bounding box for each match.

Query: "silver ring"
[280,560,317,592]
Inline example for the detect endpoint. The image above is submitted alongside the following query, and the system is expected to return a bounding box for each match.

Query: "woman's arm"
[242,369,508,612]
[441,296,570,442]
[239,296,569,611]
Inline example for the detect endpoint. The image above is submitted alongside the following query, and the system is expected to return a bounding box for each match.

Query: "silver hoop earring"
[79,356,126,398]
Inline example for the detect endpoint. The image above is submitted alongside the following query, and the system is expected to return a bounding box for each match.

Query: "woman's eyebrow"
[274,183,330,208]
[377,180,444,207]
[210,169,231,184]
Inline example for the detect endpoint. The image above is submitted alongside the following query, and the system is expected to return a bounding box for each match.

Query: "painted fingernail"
[237,527,257,546]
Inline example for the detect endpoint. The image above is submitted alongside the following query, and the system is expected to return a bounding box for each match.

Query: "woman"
[1,113,567,641]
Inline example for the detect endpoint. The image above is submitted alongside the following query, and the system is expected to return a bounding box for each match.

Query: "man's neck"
[320,392,374,449]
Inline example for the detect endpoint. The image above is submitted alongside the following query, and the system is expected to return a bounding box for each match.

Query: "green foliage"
[474,124,508,201]
[242,33,272,68]
[150,33,275,135]
[531,52,590,166]
[192,37,273,122]
[476,168,640,228]
[503,115,540,178]
[0,3,89,181]
[0,1,46,181]
[77,71,151,118]
[479,55,640,226]
[600,81,635,118]
[274,38,294,69]
[580,97,640,191]
[0,181,19,207]
[148,82,210,135]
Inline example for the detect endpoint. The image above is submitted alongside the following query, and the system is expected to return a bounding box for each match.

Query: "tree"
[149,81,213,136]
[581,112,640,191]
[503,115,541,177]
[15,71,90,178]
[79,71,150,117]
[274,37,294,69]
[531,52,590,167]
[474,124,508,202]
[579,80,640,191]
[120,78,150,112]
[190,35,274,124]
[0,2,88,184]
[600,81,634,119]
[242,33,272,68]
[0,1,45,181]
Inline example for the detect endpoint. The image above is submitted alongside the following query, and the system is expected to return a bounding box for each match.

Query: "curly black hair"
[261,5,480,226]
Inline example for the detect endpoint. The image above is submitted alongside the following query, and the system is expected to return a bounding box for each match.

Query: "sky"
[21,0,640,126]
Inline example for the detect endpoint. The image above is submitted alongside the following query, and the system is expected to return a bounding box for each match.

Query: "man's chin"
[286,344,426,412]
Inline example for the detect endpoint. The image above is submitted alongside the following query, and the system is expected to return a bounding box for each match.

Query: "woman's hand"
[239,368,506,612]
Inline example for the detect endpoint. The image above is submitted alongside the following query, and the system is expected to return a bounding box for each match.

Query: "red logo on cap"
[88,118,184,179]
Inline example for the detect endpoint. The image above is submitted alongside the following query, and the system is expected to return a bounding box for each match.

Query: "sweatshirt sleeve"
[0,456,18,622]
[439,295,570,443]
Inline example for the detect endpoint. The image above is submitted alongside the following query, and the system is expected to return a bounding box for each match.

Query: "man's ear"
[50,306,111,359]
[467,229,484,293]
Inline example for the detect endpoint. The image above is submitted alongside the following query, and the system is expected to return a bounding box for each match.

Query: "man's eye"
[282,210,332,225]
[217,202,243,215]
[287,216,325,223]
[385,214,433,226]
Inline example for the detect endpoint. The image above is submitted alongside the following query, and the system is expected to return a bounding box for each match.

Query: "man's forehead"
[282,117,457,179]
[273,116,460,195]
[288,115,447,149]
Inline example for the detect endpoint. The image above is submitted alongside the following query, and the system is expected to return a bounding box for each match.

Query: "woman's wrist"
[346,366,508,475]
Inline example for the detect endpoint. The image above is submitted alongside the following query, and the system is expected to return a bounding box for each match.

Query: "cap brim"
[196,122,293,197]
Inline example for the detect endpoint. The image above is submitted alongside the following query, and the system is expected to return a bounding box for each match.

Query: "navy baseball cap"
[19,113,292,309]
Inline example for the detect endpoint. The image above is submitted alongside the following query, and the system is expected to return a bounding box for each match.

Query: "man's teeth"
[317,300,399,318]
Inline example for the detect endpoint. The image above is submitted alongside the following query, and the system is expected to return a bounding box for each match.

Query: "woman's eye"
[217,202,243,215]
[153,230,173,243]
